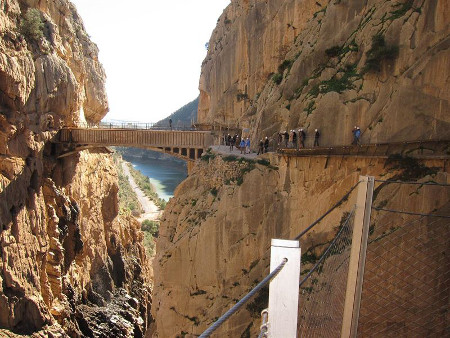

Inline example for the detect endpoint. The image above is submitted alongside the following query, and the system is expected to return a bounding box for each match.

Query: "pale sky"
[71,0,230,123]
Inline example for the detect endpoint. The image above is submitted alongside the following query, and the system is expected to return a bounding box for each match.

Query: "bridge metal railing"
[76,121,196,131]
[277,139,450,159]
[58,128,215,150]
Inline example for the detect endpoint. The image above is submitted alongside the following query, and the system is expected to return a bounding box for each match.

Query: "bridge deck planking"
[59,128,214,149]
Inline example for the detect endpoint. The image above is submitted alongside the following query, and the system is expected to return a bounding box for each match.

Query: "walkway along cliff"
[152,0,449,336]
[0,1,152,336]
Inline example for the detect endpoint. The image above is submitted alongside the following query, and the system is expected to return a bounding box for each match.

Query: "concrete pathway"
[209,145,264,159]
[121,161,161,222]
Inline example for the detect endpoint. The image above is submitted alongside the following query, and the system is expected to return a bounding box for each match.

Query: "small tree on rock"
[20,8,44,41]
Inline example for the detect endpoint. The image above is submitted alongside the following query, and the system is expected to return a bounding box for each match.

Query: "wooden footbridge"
[57,127,215,170]
[55,124,449,170]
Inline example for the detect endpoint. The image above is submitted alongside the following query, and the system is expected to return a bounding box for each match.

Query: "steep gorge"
[1,0,151,336]
[153,0,449,337]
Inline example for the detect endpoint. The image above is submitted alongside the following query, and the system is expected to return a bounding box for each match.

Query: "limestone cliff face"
[0,0,108,124]
[0,0,151,336]
[153,1,450,336]
[199,0,449,144]
[153,153,449,337]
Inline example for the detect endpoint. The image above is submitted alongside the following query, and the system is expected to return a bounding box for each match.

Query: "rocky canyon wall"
[199,0,449,145]
[153,152,449,337]
[0,0,151,336]
[154,1,450,335]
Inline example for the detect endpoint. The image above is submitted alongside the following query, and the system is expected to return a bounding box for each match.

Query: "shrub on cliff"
[363,34,399,72]
[20,8,44,41]
[272,73,283,85]
[142,219,159,237]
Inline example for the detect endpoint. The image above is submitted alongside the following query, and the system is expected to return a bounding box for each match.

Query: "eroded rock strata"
[1,0,151,336]
[153,0,449,336]
[199,0,449,144]
[153,153,449,337]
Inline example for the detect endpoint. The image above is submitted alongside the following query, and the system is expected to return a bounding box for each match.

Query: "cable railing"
[71,121,197,131]
[198,181,361,337]
[199,258,288,338]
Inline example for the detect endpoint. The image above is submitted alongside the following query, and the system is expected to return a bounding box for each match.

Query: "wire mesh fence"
[297,210,355,337]
[357,212,450,337]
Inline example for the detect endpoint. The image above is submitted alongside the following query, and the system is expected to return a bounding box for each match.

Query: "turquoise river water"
[123,155,188,201]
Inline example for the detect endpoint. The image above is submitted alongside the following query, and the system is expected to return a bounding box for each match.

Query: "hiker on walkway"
[298,128,306,149]
[314,129,320,147]
[245,137,250,154]
[264,137,269,153]
[284,130,289,148]
[288,130,294,148]
[227,134,231,147]
[277,132,283,147]
[169,118,172,130]
[229,134,235,151]
[355,127,361,145]
[257,139,264,155]
[239,138,246,154]
[292,129,298,149]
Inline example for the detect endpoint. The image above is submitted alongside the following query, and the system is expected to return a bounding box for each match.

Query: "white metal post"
[268,239,301,337]
[341,176,374,338]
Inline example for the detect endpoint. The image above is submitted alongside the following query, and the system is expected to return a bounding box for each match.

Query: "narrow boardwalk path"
[121,161,161,222]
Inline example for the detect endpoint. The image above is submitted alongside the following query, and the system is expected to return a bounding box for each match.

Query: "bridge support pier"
[187,161,195,175]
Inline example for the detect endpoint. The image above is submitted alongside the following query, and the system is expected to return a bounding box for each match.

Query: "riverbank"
[121,161,162,222]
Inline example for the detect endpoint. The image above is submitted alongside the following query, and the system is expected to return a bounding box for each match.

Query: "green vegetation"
[210,187,218,196]
[385,154,437,182]
[278,59,294,74]
[313,6,327,18]
[127,163,167,209]
[272,73,283,85]
[141,219,159,256]
[20,8,44,41]
[326,39,359,58]
[201,148,216,162]
[308,64,361,97]
[246,286,269,318]
[304,101,316,116]
[142,219,159,236]
[301,251,318,265]
[389,0,415,20]
[113,154,143,216]
[325,45,341,57]
[236,92,249,101]
[155,96,198,127]
[363,34,399,73]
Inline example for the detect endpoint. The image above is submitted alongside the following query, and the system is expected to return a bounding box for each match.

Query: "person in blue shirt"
[355,127,361,145]
[245,138,250,154]
[239,139,246,154]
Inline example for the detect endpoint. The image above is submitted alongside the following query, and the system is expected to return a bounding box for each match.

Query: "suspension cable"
[199,258,288,338]
[299,207,355,287]
[371,206,450,219]
[294,181,360,240]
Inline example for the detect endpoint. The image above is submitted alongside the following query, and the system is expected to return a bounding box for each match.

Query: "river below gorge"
[122,153,188,201]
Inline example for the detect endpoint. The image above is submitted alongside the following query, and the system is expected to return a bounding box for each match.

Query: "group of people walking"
[277,128,321,149]
[223,125,361,155]
[225,134,251,154]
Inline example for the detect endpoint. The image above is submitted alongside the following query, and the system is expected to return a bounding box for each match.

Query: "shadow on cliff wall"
[0,153,41,230]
